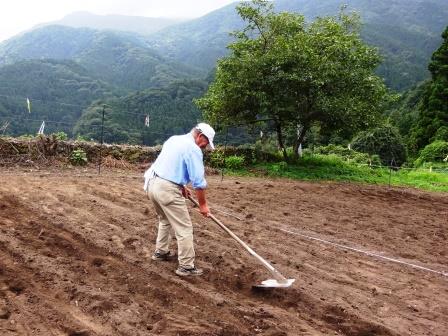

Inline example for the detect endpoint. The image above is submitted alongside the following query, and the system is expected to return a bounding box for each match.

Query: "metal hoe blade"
[254,278,296,288]
[188,196,295,289]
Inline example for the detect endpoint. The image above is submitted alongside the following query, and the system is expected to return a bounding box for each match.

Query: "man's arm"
[195,188,210,217]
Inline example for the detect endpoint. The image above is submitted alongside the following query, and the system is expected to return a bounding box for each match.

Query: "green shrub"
[352,125,407,166]
[70,149,88,166]
[225,155,245,170]
[208,148,226,168]
[432,126,448,142]
[75,134,89,142]
[52,131,68,141]
[311,144,381,165]
[270,161,288,173]
[254,135,279,154]
[414,140,448,166]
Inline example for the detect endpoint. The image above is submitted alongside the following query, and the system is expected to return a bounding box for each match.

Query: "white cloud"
[0,0,238,42]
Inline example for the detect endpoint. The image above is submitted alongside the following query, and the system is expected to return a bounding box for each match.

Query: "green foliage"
[409,26,448,153]
[208,148,226,168]
[270,161,288,173]
[207,149,246,169]
[148,0,448,91]
[197,0,388,161]
[352,125,407,166]
[414,141,448,166]
[70,148,88,166]
[52,131,68,141]
[0,26,201,91]
[254,135,281,156]
[236,155,448,192]
[224,155,245,170]
[75,134,89,142]
[310,144,381,166]
[74,80,207,145]
[433,126,448,142]
[0,59,117,137]
[385,81,428,139]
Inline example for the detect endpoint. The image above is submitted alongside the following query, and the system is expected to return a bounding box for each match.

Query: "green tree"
[409,26,448,153]
[352,125,407,166]
[196,0,388,160]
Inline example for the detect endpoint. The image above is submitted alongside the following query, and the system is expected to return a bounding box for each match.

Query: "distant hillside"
[146,4,242,73]
[386,81,429,139]
[38,11,185,36]
[74,80,208,145]
[0,25,202,91]
[0,59,117,136]
[146,0,448,91]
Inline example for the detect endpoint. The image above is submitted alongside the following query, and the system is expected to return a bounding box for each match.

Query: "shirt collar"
[187,132,201,149]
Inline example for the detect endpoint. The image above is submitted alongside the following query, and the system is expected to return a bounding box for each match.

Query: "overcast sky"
[0,0,238,42]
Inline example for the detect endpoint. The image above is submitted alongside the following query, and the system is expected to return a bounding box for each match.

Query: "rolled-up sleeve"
[184,148,207,189]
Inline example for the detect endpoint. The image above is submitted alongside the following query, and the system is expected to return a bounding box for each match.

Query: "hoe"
[189,196,295,289]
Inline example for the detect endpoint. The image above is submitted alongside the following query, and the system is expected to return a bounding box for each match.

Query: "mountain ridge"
[34,11,186,36]
[145,0,448,91]
[0,25,202,91]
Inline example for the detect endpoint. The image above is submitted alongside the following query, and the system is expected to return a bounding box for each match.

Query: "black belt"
[155,174,182,187]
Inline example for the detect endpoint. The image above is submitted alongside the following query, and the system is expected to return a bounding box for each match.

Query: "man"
[143,123,215,276]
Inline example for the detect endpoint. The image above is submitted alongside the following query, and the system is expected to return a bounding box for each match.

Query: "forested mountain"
[73,80,209,145]
[387,24,448,154]
[0,59,117,136]
[38,12,184,36]
[145,4,243,72]
[146,0,448,91]
[386,81,429,139]
[0,25,201,91]
[2,1,445,92]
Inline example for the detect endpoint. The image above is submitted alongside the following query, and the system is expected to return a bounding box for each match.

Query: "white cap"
[195,122,215,150]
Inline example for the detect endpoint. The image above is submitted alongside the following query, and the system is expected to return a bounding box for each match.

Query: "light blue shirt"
[144,133,207,190]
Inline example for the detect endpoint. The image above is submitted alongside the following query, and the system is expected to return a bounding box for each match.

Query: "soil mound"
[0,170,447,335]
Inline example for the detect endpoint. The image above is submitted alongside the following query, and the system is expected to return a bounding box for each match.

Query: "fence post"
[388,165,392,188]
[98,104,105,175]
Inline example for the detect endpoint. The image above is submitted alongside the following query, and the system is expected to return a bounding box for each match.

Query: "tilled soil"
[0,168,447,335]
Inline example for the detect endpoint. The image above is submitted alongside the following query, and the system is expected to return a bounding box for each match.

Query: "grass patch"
[225,155,448,192]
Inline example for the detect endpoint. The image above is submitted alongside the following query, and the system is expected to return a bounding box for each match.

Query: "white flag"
[144,114,150,127]
[38,121,45,135]
[26,98,31,113]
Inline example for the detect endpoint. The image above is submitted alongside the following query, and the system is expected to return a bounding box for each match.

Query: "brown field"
[0,168,447,335]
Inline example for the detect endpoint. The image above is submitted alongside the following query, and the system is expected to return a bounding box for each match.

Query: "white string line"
[279,228,448,278]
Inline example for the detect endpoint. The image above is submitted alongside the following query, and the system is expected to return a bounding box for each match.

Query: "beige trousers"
[147,176,195,268]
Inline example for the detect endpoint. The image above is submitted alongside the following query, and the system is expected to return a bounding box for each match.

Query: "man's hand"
[195,188,210,217]
[181,186,191,198]
[199,204,210,217]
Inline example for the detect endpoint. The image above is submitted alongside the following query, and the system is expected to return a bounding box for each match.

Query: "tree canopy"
[196,0,388,160]
[409,26,448,153]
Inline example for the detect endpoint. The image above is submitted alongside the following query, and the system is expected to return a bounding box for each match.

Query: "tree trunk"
[293,124,308,161]
[275,121,288,162]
